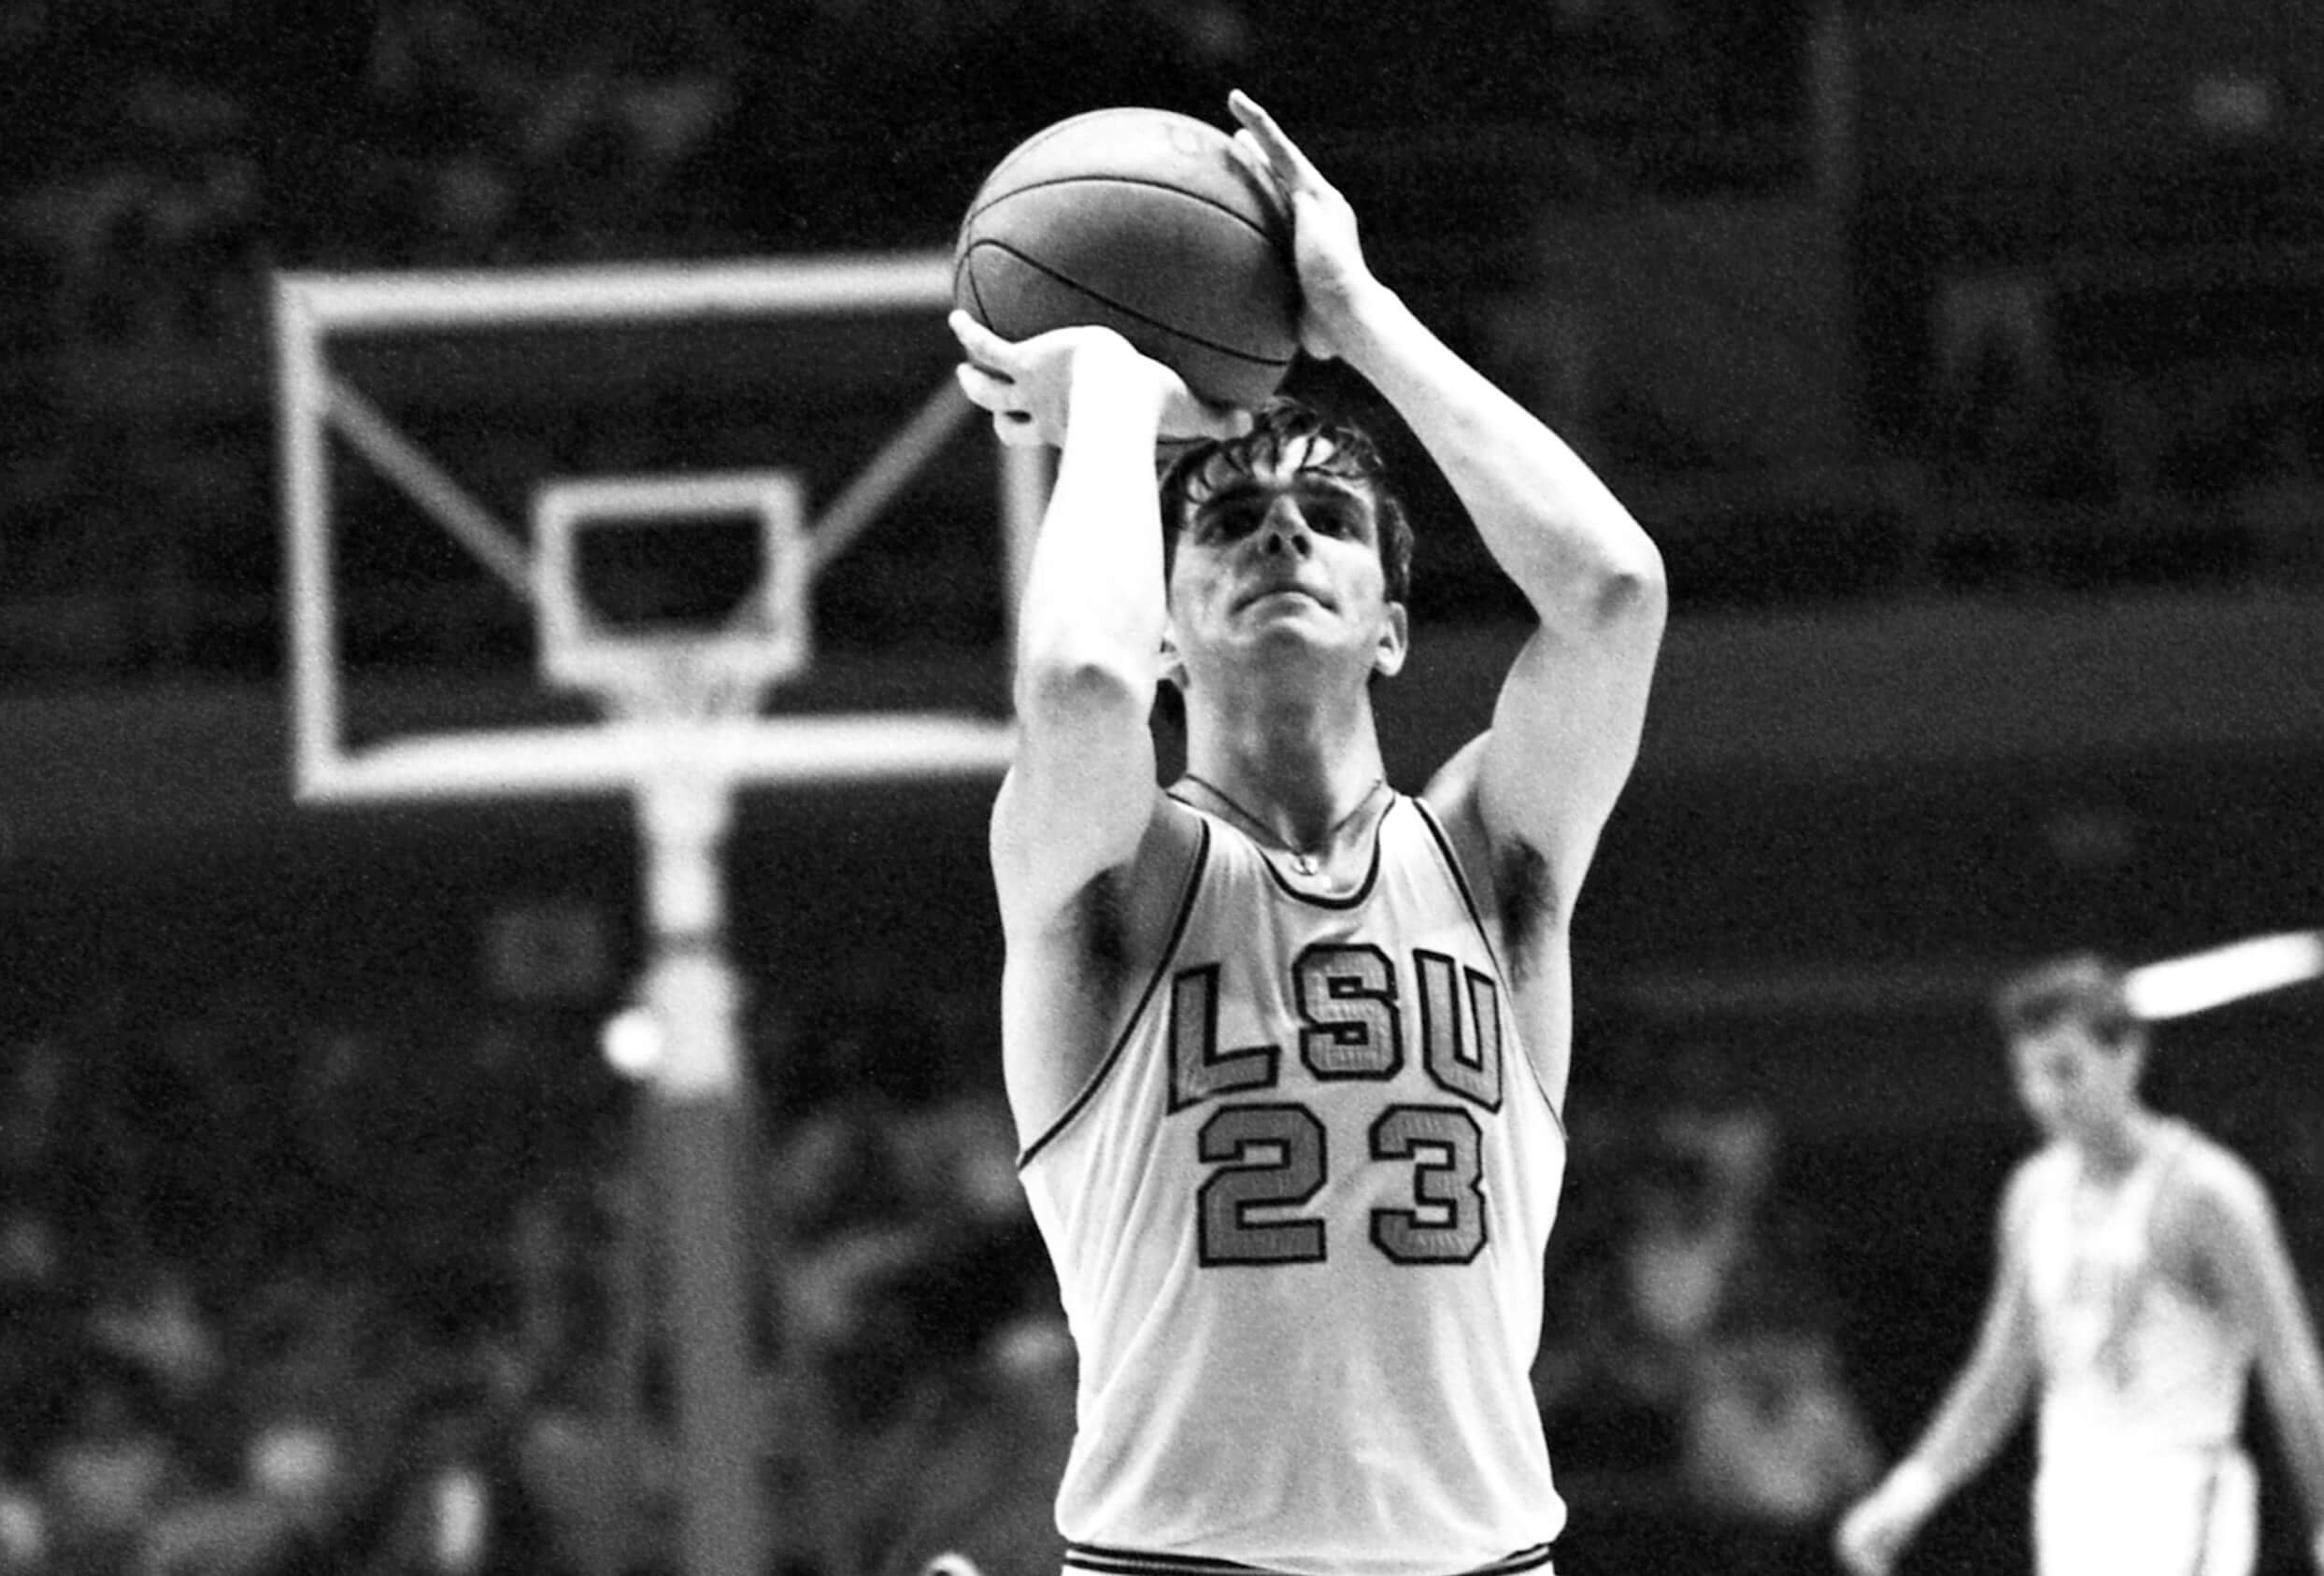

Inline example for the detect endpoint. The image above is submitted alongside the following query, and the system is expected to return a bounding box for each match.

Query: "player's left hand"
[1225,89,1381,364]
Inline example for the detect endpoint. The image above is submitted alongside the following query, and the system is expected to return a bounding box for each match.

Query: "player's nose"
[1258,498,1312,554]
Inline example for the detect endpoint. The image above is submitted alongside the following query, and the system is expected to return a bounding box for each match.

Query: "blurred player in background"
[949,89,1664,1576]
[1834,951,2324,1576]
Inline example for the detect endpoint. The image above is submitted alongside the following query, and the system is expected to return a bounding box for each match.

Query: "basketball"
[952,106,1300,410]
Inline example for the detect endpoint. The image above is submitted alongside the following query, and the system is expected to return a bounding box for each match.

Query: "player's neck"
[1180,709,1389,856]
[1186,703,1383,814]
[2070,1108,2161,1180]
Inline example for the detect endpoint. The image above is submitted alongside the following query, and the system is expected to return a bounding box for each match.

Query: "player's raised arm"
[953,315,1247,932]
[1226,91,1665,927]
[959,318,1172,928]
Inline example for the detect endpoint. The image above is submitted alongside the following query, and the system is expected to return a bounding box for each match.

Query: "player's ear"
[1372,602,1408,679]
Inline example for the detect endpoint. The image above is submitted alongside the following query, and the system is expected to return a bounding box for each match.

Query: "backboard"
[272,253,1049,803]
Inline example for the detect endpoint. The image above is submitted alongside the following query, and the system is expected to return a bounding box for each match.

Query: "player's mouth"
[1236,583,1332,612]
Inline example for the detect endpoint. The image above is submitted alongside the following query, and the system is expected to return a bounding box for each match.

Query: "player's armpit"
[1454,625,1655,944]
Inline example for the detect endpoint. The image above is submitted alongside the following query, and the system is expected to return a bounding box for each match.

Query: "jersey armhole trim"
[1016,817,1212,1171]
[1410,796,1565,1137]
[1411,794,1505,980]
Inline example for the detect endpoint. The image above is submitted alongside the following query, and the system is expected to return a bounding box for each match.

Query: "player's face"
[2008,1019,2141,1142]
[1163,436,1407,687]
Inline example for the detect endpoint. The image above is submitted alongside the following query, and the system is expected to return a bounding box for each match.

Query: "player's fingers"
[948,310,1017,376]
[1228,90,1322,188]
[990,409,1043,448]
[1206,404,1257,441]
[1229,120,1293,192]
[1164,403,1253,447]
[1228,127,1277,191]
[953,361,1019,413]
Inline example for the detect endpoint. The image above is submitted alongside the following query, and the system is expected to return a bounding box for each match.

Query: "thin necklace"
[1180,773,1389,876]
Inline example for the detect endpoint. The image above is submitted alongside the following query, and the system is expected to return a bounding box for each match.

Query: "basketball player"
[1833,952,2324,1576]
[948,91,1665,1576]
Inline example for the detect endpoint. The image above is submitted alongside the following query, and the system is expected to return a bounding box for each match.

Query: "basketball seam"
[955,251,989,323]
[961,239,1293,369]
[962,174,1283,246]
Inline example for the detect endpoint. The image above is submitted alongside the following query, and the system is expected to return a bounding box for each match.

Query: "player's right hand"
[948,312,1249,449]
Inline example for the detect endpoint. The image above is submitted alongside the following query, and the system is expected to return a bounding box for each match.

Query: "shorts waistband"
[1062,1541,1557,1576]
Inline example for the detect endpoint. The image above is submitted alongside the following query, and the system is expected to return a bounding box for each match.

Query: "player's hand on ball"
[949,312,1249,448]
[1226,90,1380,364]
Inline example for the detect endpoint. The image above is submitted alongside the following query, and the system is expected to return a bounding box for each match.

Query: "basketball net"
[590,637,792,737]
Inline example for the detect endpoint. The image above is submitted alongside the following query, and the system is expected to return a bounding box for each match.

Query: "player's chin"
[1233,609,1339,651]
[1228,623,1369,678]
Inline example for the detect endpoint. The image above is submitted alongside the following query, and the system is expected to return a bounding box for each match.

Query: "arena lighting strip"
[2124,928,2324,1022]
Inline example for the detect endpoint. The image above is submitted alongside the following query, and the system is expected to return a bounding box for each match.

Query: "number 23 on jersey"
[1167,941,1507,1270]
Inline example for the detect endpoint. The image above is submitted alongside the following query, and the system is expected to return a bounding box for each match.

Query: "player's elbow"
[1012,650,1154,735]
[1558,543,1665,648]
[1599,536,1667,629]
[1516,516,1667,639]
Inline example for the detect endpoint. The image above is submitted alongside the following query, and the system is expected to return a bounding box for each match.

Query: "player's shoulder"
[995,780,1205,956]
[2160,1122,2275,1223]
[2004,1143,2070,1194]
[1123,788,1210,908]
[1998,1145,2069,1227]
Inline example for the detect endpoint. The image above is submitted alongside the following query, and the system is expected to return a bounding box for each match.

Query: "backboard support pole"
[635,762,764,1576]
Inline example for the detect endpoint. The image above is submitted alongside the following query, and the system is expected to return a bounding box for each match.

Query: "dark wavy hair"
[1155,397,1414,605]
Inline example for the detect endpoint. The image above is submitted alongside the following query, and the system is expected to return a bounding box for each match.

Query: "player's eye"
[1197,499,1262,539]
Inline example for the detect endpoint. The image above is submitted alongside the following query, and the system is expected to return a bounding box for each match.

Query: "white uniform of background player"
[1834,954,2324,1576]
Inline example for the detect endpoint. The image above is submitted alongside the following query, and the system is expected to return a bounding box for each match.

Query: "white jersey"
[2023,1119,2253,1458]
[2020,1120,2259,1576]
[1017,793,1567,1576]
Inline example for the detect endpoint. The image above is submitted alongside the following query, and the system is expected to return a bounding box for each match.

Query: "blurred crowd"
[2,0,752,354]
[0,0,1802,355]
[1536,1032,1884,1576]
[0,973,1065,1576]
[0,968,1895,1576]
[1920,289,2324,589]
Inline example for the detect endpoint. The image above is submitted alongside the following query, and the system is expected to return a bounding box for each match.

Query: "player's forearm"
[1333,282,1663,631]
[1900,1350,2034,1497]
[2219,1186,2324,1541]
[1012,345,1172,707]
[2261,1350,2324,1541]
